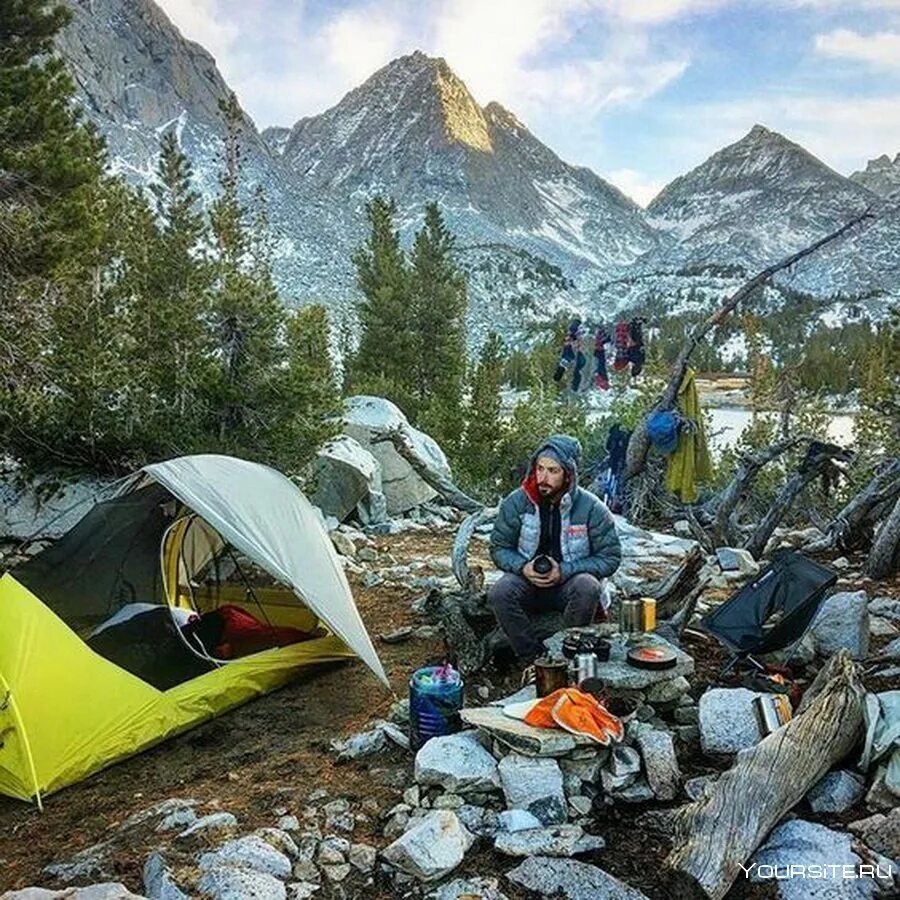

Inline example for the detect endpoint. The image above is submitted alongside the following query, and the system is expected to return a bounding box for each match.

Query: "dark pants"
[488,572,603,663]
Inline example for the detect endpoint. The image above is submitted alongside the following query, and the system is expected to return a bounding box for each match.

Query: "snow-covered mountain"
[55,0,898,343]
[851,152,900,199]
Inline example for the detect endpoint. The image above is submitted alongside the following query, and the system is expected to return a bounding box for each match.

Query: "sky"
[155,0,900,206]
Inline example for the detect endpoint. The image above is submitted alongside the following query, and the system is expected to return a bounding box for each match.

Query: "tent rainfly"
[0,454,388,807]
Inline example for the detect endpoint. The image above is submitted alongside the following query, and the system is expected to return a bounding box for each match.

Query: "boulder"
[4,887,146,900]
[494,825,604,857]
[498,755,567,826]
[698,688,763,755]
[635,729,681,801]
[343,396,451,515]
[847,808,900,860]
[414,732,501,794]
[381,810,474,882]
[809,590,870,659]
[198,835,292,880]
[749,819,890,899]
[312,435,383,523]
[805,769,866,814]
[869,597,900,623]
[144,852,190,899]
[196,866,287,900]
[425,877,508,900]
[505,856,650,899]
[176,812,238,841]
[715,546,760,575]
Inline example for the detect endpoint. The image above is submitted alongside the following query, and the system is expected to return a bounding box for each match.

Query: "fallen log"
[371,427,484,513]
[664,650,865,900]
[866,492,900,579]
[805,458,900,553]
[624,210,875,481]
[649,544,706,620]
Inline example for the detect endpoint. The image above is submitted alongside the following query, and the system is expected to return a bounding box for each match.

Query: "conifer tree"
[410,202,467,451]
[349,196,417,413]
[457,332,506,496]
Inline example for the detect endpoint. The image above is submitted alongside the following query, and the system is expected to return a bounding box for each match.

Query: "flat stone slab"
[543,633,694,690]
[494,825,605,857]
[461,706,592,757]
[505,856,650,899]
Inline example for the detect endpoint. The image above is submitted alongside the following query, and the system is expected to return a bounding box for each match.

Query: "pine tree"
[349,196,417,413]
[409,202,467,452]
[207,92,284,450]
[457,332,506,496]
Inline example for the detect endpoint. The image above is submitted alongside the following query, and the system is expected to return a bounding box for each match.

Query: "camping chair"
[700,550,836,676]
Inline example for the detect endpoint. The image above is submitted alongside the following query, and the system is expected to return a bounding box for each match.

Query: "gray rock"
[674,705,699,725]
[805,770,866,814]
[715,546,760,575]
[432,793,465,809]
[750,819,889,899]
[278,816,300,832]
[810,590,870,659]
[176,812,238,840]
[870,616,898,637]
[144,852,190,900]
[645,676,691,704]
[312,435,382,523]
[329,529,357,558]
[865,764,899,811]
[498,754,567,825]
[869,597,900,622]
[4,887,145,900]
[197,866,287,900]
[291,859,320,882]
[601,767,638,794]
[609,745,641,778]
[699,688,763,754]
[414,732,501,794]
[344,396,449,515]
[878,636,900,660]
[613,778,655,804]
[425,877,508,900]
[286,884,320,900]
[383,811,411,840]
[494,825,604,857]
[381,810,474,882]
[559,752,607,786]
[403,786,420,807]
[497,809,543,832]
[568,796,593,817]
[505,856,650,898]
[316,836,350,865]
[330,727,387,760]
[198,835,292,880]
[323,799,355,833]
[456,805,501,838]
[41,844,110,883]
[320,863,351,882]
[635,730,681,801]
[847,807,900,860]
[348,842,377,873]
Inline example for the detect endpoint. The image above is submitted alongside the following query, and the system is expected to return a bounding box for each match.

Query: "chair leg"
[719,654,742,677]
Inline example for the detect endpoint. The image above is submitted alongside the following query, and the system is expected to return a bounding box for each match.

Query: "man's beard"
[538,483,563,499]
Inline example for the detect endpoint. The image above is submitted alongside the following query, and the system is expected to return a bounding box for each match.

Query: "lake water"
[706,407,856,455]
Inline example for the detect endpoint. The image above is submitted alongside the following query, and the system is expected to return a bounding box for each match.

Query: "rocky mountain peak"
[850,150,900,198]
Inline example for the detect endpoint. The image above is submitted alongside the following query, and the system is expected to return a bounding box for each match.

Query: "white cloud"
[321,7,405,84]
[604,168,667,206]
[601,0,731,25]
[815,28,900,69]
[155,0,239,69]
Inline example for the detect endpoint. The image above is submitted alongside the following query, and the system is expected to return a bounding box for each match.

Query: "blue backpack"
[647,410,679,455]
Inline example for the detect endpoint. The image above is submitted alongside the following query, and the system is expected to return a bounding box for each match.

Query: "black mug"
[532,554,553,575]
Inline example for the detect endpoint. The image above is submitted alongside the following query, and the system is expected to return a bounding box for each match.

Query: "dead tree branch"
[625,211,875,481]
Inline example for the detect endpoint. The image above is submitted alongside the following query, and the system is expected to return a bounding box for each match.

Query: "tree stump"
[664,651,865,899]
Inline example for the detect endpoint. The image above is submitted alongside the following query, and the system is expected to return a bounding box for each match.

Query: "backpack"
[646,410,679,454]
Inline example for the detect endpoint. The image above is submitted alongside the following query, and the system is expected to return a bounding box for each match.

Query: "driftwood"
[648,545,706,620]
[624,211,875,481]
[866,492,900,578]
[452,506,497,592]
[805,459,900,553]
[664,651,866,899]
[371,427,484,513]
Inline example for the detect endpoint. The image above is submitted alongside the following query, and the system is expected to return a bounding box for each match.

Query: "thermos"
[619,598,643,634]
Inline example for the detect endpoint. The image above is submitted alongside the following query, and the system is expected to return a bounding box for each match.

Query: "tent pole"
[0,673,43,811]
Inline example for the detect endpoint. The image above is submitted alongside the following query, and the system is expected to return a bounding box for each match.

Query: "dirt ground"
[0,527,896,899]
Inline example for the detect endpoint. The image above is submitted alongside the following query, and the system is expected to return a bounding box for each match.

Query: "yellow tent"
[0,455,388,807]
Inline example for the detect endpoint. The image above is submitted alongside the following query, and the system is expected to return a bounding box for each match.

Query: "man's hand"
[523,558,562,588]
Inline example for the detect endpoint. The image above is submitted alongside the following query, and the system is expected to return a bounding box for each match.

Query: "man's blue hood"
[527,434,582,499]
